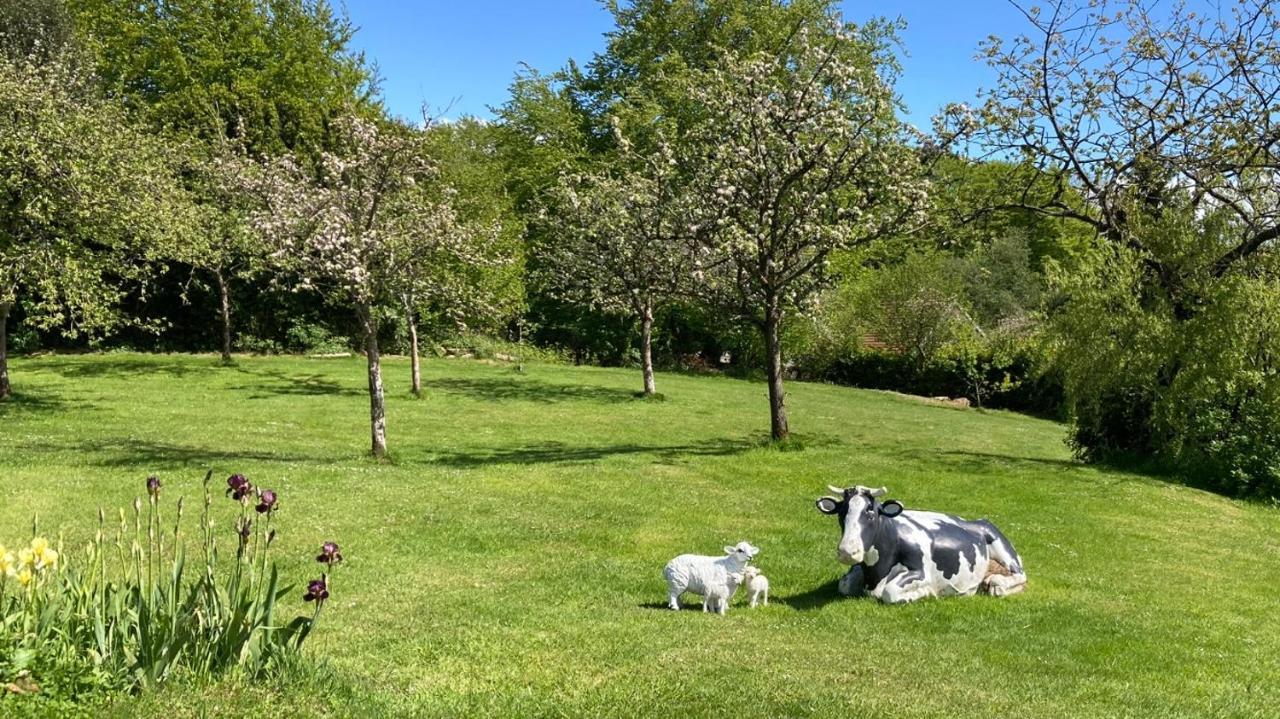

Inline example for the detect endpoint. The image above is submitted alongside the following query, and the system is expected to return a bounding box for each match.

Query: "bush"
[285,322,350,355]
[0,473,342,707]
[235,335,283,355]
[812,346,1061,415]
[434,333,568,365]
[1051,208,1280,498]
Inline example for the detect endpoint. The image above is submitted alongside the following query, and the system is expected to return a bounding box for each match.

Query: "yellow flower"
[29,537,57,571]
[17,568,33,586]
[36,548,58,570]
[17,547,34,569]
[0,546,13,577]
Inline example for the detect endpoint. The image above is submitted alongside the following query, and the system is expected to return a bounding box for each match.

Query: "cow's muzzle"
[837,547,862,565]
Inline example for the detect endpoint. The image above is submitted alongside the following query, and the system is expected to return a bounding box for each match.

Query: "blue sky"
[345,1,1030,129]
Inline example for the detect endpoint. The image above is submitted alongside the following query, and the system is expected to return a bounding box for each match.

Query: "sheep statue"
[743,566,769,608]
[701,573,741,615]
[663,541,759,614]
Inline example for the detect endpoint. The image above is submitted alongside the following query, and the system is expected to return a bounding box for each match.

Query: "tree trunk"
[214,269,232,363]
[405,299,421,397]
[763,301,789,441]
[0,301,11,400]
[359,304,388,458]
[640,306,656,396]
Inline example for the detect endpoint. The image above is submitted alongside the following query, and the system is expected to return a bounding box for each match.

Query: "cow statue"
[815,485,1027,604]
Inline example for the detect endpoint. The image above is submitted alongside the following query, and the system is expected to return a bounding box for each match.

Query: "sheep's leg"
[749,590,758,608]
[762,587,768,606]
[717,597,727,616]
[667,581,685,610]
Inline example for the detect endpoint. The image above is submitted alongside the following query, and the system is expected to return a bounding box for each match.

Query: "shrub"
[808,342,1061,416]
[1050,208,1280,498]
[235,334,283,355]
[434,333,568,365]
[285,322,350,355]
[0,473,341,707]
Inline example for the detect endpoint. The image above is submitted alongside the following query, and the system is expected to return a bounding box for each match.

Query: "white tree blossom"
[252,113,492,456]
[550,119,693,395]
[685,21,929,440]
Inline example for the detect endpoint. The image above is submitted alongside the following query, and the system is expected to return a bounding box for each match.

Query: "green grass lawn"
[1,352,1278,718]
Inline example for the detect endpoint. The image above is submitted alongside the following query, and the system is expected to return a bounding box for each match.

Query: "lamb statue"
[663,541,759,614]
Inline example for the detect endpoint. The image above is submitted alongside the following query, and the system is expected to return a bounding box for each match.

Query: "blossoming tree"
[390,183,508,397]
[176,140,266,364]
[253,114,492,455]
[0,55,190,399]
[684,22,929,440]
[550,120,693,396]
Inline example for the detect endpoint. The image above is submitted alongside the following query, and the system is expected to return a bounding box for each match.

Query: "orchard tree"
[970,0,1280,279]
[0,55,191,399]
[179,139,265,363]
[551,120,693,395]
[969,0,1280,490]
[411,116,526,394]
[67,0,373,357]
[685,22,929,440]
[391,184,508,398]
[254,114,489,456]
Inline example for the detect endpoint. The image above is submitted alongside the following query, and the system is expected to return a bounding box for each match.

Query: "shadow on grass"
[29,355,223,380]
[935,450,1085,472]
[430,437,759,468]
[776,579,849,611]
[637,582,850,612]
[16,437,324,470]
[430,376,637,404]
[230,366,363,398]
[0,390,80,416]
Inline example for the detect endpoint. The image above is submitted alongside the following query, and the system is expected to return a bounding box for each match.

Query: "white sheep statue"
[743,566,769,608]
[701,571,744,615]
[663,541,759,613]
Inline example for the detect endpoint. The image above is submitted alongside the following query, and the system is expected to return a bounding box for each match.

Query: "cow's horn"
[827,484,845,496]
[865,486,888,497]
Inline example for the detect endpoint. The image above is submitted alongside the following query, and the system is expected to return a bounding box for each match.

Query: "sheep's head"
[723,541,760,565]
[743,566,761,581]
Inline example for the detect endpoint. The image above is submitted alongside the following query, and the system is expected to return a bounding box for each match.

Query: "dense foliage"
[1,0,1277,495]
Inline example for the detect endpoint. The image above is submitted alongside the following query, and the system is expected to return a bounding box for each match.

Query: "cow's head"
[815,485,903,565]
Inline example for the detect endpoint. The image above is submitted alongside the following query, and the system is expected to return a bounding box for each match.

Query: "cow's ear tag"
[879,500,903,518]
[815,497,839,514]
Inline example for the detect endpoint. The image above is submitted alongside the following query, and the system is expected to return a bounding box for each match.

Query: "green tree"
[66,0,374,357]
[976,0,1280,493]
[684,20,928,440]
[0,56,192,399]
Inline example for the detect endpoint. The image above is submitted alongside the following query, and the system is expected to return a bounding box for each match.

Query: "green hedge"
[801,350,1063,416]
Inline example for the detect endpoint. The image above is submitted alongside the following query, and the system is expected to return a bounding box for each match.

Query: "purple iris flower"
[255,489,277,514]
[316,541,343,565]
[303,577,329,603]
[226,474,253,501]
[146,475,161,496]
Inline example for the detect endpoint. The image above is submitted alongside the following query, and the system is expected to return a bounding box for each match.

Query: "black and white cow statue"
[815,485,1027,604]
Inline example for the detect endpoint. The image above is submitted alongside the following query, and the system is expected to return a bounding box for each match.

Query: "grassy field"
[1,352,1277,718]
